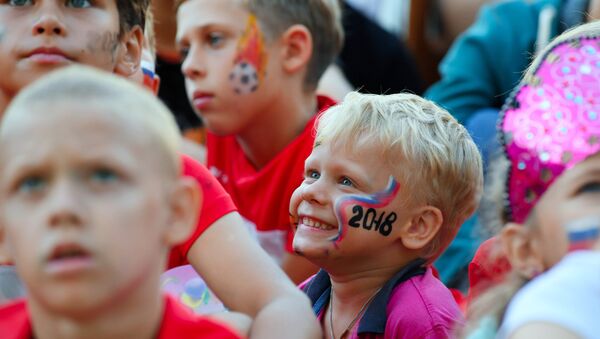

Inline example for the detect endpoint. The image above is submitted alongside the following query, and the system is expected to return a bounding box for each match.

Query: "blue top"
[425,0,563,124]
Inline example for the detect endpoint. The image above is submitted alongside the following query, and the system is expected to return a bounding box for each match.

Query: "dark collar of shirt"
[303,259,426,335]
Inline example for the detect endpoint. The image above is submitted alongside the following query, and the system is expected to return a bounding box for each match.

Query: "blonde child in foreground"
[464,21,600,339]
[0,66,240,339]
[291,92,483,338]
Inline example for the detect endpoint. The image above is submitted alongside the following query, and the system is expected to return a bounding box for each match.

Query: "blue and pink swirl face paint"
[565,217,600,252]
[330,176,400,246]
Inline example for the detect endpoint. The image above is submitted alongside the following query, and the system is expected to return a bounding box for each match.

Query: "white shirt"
[498,251,600,339]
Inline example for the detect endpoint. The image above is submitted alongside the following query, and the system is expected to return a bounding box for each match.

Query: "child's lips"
[25,47,71,65]
[45,243,95,277]
[192,92,214,111]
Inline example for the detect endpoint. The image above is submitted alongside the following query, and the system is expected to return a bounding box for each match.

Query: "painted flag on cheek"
[565,217,600,252]
[330,176,400,246]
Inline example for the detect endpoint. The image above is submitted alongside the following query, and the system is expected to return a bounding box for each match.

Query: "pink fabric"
[502,37,600,223]
[311,268,462,339]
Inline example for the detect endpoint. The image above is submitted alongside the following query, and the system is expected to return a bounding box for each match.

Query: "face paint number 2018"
[348,206,396,236]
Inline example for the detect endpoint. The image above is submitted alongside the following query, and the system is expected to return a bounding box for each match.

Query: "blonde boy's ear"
[114,26,144,77]
[501,223,544,279]
[163,177,202,246]
[400,206,444,251]
[279,24,313,75]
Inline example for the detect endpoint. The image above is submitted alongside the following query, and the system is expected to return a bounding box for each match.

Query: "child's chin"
[293,239,332,260]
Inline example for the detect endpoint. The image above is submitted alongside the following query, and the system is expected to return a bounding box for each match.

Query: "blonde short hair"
[2,66,181,176]
[315,92,483,261]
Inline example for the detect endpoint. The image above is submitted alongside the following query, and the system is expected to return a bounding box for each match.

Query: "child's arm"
[208,312,252,338]
[186,213,321,339]
[281,252,319,285]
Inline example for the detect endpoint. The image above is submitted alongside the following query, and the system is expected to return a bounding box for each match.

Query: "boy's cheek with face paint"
[292,177,403,259]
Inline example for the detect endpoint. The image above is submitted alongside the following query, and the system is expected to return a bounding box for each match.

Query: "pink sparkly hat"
[500,36,600,223]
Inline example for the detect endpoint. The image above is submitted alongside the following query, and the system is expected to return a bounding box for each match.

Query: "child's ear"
[114,26,144,77]
[400,206,444,250]
[501,223,544,279]
[279,24,313,75]
[163,177,202,246]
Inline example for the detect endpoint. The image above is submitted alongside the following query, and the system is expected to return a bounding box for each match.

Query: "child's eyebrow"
[176,23,232,44]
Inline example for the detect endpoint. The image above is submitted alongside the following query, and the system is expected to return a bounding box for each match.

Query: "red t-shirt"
[167,155,238,269]
[206,96,336,261]
[0,296,241,339]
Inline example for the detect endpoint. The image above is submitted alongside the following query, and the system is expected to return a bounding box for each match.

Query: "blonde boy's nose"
[301,181,328,206]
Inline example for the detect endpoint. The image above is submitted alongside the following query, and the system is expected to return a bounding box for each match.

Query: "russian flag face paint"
[565,217,600,252]
[330,176,400,247]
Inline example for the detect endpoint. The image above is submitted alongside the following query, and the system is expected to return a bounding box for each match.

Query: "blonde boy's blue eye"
[307,170,320,180]
[340,177,353,187]
[66,0,91,8]
[18,176,46,193]
[8,0,33,6]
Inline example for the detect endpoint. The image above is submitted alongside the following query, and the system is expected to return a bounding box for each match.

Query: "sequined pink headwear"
[501,36,600,223]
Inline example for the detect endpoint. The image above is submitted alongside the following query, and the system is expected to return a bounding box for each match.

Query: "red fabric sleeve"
[167,155,238,269]
[467,237,512,302]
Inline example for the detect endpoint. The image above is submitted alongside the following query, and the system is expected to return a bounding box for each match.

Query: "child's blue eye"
[91,168,119,184]
[66,0,91,8]
[207,32,224,47]
[579,182,600,193]
[307,170,320,180]
[340,177,354,187]
[17,176,46,193]
[8,0,33,6]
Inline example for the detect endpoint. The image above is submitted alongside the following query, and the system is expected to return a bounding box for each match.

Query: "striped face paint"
[229,15,268,95]
[565,217,600,252]
[330,176,400,246]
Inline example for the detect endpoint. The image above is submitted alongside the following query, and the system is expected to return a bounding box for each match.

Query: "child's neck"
[28,283,164,339]
[236,89,318,169]
[326,266,400,339]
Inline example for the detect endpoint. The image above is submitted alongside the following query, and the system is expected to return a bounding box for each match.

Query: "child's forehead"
[178,0,249,26]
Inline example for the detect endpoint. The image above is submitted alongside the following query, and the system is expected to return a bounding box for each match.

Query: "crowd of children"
[0,0,599,338]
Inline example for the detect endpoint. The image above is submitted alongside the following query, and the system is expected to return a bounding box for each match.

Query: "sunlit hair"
[315,92,483,262]
[176,0,344,90]
[1,66,181,177]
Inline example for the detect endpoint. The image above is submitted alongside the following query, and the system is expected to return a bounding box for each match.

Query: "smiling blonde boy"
[291,92,483,338]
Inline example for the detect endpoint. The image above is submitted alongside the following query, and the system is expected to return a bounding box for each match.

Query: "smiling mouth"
[301,217,336,231]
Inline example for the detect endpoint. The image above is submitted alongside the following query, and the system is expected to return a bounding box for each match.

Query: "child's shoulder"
[0,299,31,339]
[157,296,242,339]
[385,267,463,338]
